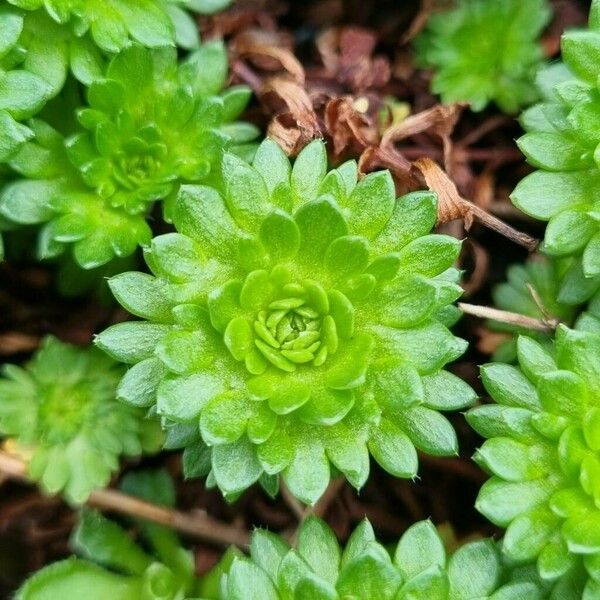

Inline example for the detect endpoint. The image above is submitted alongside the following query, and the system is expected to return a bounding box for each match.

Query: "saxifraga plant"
[18,508,549,600]
[0,336,163,503]
[413,0,551,113]
[0,42,256,268]
[201,516,548,599]
[0,0,228,165]
[512,0,600,305]
[16,470,210,600]
[468,326,600,597]
[95,137,476,505]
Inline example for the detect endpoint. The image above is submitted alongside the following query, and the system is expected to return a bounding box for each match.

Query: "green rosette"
[0,336,163,503]
[97,138,475,504]
[468,326,600,597]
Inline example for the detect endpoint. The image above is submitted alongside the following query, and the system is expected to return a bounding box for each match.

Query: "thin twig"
[0,451,249,548]
[312,478,345,519]
[280,481,306,520]
[458,303,559,333]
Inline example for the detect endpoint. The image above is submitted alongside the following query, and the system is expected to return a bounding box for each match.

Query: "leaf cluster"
[211,516,549,600]
[469,327,600,597]
[512,3,600,304]
[95,138,475,504]
[0,336,163,502]
[413,0,551,113]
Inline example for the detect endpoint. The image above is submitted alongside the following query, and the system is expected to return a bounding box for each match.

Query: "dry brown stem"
[0,451,249,548]
[458,303,559,333]
[414,158,538,251]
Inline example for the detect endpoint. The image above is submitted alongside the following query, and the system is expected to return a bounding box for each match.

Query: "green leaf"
[372,191,437,254]
[250,529,289,579]
[0,69,52,120]
[184,40,227,96]
[447,540,501,599]
[538,370,586,417]
[421,370,476,410]
[297,517,341,585]
[72,509,152,576]
[182,441,212,479]
[95,322,170,364]
[222,152,270,231]
[396,406,458,456]
[284,440,330,505]
[295,197,348,267]
[227,558,279,600]
[516,336,557,384]
[475,437,549,481]
[337,551,400,600]
[518,133,590,171]
[511,171,596,220]
[212,437,262,495]
[108,273,172,322]
[291,140,327,205]
[175,185,242,259]
[544,210,597,256]
[200,392,248,444]
[0,111,33,162]
[295,575,338,600]
[476,478,553,527]
[117,358,166,407]
[503,509,558,561]
[0,179,56,224]
[260,210,301,261]
[394,520,446,579]
[397,234,461,278]
[158,372,224,422]
[253,138,291,194]
[561,30,600,83]
[480,363,541,409]
[16,558,142,600]
[342,170,395,240]
[368,418,418,478]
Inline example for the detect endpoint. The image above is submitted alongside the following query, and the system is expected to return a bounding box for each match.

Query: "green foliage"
[6,0,228,54]
[512,1,600,302]
[202,516,547,599]
[16,470,207,599]
[488,256,576,362]
[468,326,600,596]
[0,0,229,165]
[413,0,551,113]
[0,336,163,503]
[0,43,255,268]
[96,138,474,505]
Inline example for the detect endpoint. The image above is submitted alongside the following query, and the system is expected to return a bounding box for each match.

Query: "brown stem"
[280,481,306,520]
[458,303,559,333]
[468,204,538,252]
[0,451,249,548]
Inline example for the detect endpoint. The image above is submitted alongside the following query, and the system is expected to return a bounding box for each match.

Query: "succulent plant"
[468,326,600,596]
[0,0,230,167]
[5,0,227,55]
[0,43,255,269]
[488,256,575,362]
[202,516,548,600]
[413,0,551,113]
[16,470,207,600]
[0,336,163,503]
[96,138,475,505]
[512,0,600,304]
